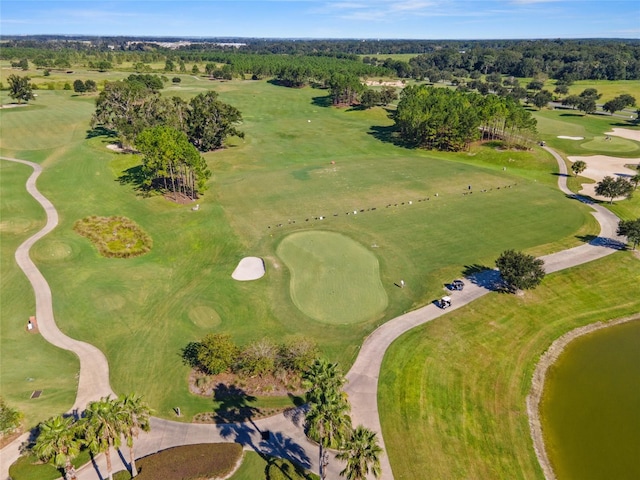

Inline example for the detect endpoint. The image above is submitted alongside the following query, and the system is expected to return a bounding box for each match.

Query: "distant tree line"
[4,38,638,83]
[394,85,537,151]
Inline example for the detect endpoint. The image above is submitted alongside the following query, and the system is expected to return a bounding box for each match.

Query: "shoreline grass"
[378,252,640,480]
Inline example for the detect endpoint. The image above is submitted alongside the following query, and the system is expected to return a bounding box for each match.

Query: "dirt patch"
[164,192,197,204]
[189,370,304,398]
[526,315,640,480]
[189,371,305,423]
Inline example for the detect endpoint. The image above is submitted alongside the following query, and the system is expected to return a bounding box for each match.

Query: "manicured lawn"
[533,108,640,158]
[0,80,602,426]
[277,230,388,324]
[378,253,640,480]
[230,451,319,480]
[0,161,78,425]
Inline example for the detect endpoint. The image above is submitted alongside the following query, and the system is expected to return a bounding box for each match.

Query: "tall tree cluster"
[135,126,211,199]
[91,78,243,151]
[394,85,536,151]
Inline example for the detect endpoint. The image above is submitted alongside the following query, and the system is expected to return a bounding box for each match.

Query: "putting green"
[580,136,639,153]
[277,231,387,324]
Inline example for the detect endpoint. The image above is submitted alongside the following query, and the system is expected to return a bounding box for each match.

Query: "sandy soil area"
[231,256,265,281]
[527,315,640,480]
[0,103,29,109]
[605,127,640,142]
[364,80,404,87]
[568,154,639,200]
[557,136,584,140]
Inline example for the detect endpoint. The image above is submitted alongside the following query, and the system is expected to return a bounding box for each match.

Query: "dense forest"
[2,37,639,82]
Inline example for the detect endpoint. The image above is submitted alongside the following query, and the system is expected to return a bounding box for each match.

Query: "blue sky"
[1,1,639,39]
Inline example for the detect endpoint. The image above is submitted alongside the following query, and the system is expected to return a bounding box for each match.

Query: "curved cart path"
[0,148,625,480]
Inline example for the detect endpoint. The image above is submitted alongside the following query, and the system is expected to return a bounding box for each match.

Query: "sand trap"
[0,103,29,109]
[568,155,639,200]
[605,128,640,142]
[365,80,404,87]
[232,257,265,281]
[557,136,584,140]
[107,143,138,154]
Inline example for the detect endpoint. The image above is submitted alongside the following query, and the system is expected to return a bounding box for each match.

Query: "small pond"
[540,320,640,479]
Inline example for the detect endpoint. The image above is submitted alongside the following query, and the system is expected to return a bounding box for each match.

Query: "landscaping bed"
[113,443,242,480]
[73,215,152,258]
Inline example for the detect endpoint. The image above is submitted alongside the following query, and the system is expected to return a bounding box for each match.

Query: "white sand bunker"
[232,256,265,281]
[605,128,640,142]
[569,155,640,200]
[557,136,584,140]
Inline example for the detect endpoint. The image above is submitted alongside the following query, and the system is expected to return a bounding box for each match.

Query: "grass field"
[0,70,636,431]
[533,108,640,157]
[277,230,388,324]
[378,253,640,480]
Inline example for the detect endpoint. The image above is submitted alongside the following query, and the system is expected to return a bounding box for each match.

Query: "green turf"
[533,109,640,158]
[230,451,319,480]
[0,161,78,425]
[277,231,388,324]
[0,79,618,427]
[378,253,640,480]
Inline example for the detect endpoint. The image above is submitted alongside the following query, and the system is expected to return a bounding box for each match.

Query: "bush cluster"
[182,334,319,378]
[73,215,152,258]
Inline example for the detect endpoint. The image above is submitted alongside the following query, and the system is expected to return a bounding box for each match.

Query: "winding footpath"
[0,149,625,480]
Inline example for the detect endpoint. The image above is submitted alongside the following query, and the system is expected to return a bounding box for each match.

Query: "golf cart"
[451,279,465,291]
[438,296,452,309]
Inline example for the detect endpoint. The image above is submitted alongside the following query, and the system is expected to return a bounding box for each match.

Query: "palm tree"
[302,359,345,405]
[83,396,124,480]
[32,415,81,480]
[118,393,152,477]
[337,426,383,480]
[306,390,351,480]
[303,361,351,480]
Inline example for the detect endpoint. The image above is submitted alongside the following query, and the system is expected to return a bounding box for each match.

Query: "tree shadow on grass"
[311,95,333,108]
[367,124,415,148]
[213,383,259,424]
[86,127,118,140]
[117,165,150,196]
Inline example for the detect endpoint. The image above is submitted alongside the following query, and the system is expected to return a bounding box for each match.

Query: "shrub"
[0,398,23,437]
[196,334,239,375]
[236,339,278,377]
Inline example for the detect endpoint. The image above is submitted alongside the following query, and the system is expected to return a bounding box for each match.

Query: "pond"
[540,320,640,479]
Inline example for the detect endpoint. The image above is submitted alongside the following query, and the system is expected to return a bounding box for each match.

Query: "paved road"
[0,148,625,480]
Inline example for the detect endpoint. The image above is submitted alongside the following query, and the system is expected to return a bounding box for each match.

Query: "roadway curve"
[0,148,625,480]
